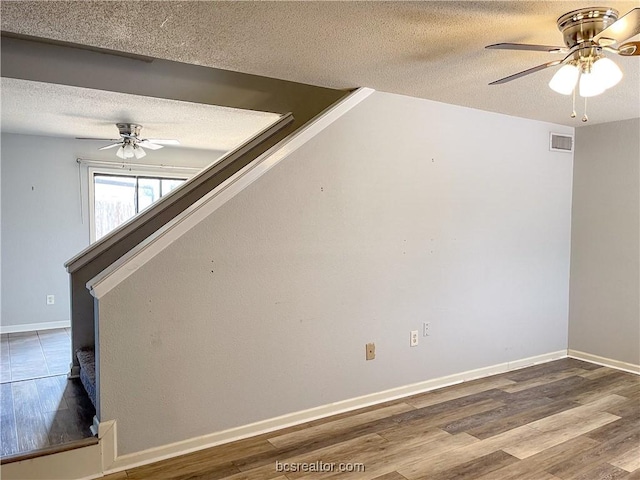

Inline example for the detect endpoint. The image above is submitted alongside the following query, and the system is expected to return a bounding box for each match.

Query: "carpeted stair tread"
[76,347,96,409]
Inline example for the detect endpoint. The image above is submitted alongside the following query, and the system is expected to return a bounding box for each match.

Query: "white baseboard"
[0,320,70,334]
[102,349,567,474]
[568,349,640,375]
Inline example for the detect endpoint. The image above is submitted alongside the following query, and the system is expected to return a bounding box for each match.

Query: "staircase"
[76,348,96,409]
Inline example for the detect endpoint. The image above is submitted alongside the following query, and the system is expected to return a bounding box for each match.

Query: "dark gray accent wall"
[569,118,640,366]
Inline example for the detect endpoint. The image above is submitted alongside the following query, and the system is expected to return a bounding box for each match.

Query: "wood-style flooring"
[104,358,639,480]
[0,329,96,459]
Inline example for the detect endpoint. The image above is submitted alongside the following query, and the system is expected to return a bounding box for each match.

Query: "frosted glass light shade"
[579,72,606,97]
[123,144,135,159]
[116,145,125,159]
[133,146,146,159]
[591,57,622,90]
[549,64,580,95]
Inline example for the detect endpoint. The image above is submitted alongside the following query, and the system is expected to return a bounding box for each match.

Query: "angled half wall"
[90,90,574,459]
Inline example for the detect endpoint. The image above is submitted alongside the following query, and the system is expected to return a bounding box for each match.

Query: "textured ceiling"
[0,78,281,151]
[1,1,639,126]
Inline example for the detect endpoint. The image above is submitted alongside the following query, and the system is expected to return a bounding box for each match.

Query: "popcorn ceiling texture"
[1,1,638,126]
[0,78,281,151]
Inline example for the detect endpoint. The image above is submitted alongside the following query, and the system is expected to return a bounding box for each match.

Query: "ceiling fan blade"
[138,141,164,150]
[618,41,640,56]
[98,143,123,150]
[143,139,180,145]
[488,59,565,85]
[594,7,640,45]
[486,43,567,53]
[76,137,120,141]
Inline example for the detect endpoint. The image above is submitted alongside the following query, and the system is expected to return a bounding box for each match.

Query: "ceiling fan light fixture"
[122,143,135,159]
[579,71,606,97]
[116,145,126,159]
[591,57,623,89]
[549,64,580,95]
[133,145,146,159]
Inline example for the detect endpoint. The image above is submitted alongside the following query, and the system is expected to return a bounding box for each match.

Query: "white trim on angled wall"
[568,349,640,375]
[0,320,70,334]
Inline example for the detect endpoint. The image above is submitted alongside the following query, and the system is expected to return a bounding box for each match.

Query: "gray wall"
[98,91,574,455]
[0,133,222,331]
[569,118,640,366]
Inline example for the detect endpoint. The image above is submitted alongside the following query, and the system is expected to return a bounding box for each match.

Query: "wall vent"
[549,133,574,153]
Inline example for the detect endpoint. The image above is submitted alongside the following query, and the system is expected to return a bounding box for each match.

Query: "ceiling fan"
[486,6,639,120]
[77,123,180,160]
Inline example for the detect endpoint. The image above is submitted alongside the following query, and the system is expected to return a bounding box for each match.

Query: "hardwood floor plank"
[219,464,288,480]
[371,473,408,480]
[396,433,499,479]
[35,376,69,412]
[42,408,91,446]
[379,399,504,442]
[500,368,590,393]
[465,398,582,440]
[625,469,640,479]
[440,396,553,435]
[102,472,128,480]
[405,377,515,409]
[126,437,276,480]
[473,436,600,480]
[584,410,640,443]
[606,399,640,418]
[572,462,629,480]
[302,431,478,480]
[293,429,453,480]
[504,375,589,404]
[1,381,13,414]
[127,459,240,480]
[524,394,625,433]
[563,372,639,404]
[610,445,640,473]
[12,380,49,452]
[268,403,414,448]
[505,358,599,383]
[270,433,388,479]
[0,413,19,457]
[423,450,519,480]
[548,421,640,479]
[502,411,619,459]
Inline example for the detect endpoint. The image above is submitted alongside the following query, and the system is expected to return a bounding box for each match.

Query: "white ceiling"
[1,1,639,127]
[0,78,281,151]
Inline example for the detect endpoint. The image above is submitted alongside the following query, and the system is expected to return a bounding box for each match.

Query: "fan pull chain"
[570,88,577,118]
[582,96,588,123]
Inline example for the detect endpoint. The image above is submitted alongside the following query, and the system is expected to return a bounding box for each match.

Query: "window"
[92,173,186,241]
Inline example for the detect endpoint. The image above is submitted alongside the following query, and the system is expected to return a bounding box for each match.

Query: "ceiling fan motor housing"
[557,7,619,48]
[116,123,142,138]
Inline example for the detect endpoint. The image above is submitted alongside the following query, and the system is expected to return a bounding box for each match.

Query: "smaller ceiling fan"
[77,123,180,160]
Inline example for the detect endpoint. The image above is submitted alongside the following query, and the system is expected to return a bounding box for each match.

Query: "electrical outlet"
[410,330,419,347]
[46,295,55,305]
[423,322,431,337]
[366,343,376,361]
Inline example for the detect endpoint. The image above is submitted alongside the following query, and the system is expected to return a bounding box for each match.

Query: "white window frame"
[87,166,195,243]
